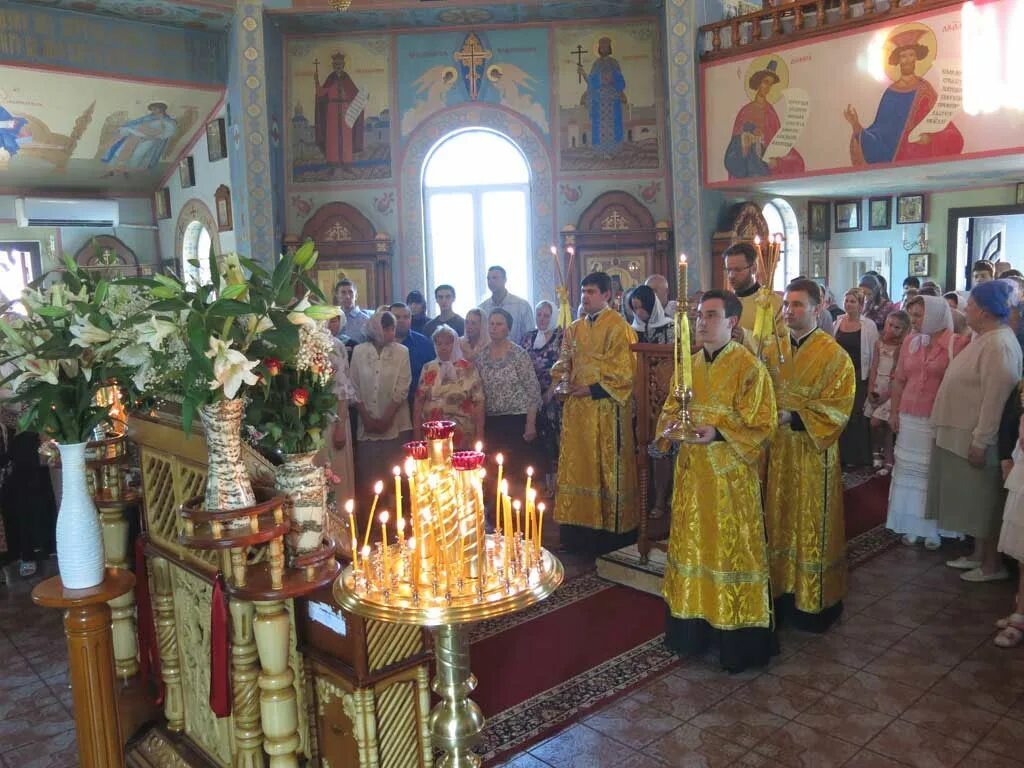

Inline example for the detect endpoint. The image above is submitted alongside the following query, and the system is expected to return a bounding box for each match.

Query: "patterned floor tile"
[629,673,727,721]
[800,633,889,669]
[957,747,1024,767]
[732,674,824,720]
[977,716,1024,760]
[862,648,952,691]
[793,694,893,746]
[866,719,972,768]
[0,679,61,720]
[834,614,914,648]
[0,728,77,768]
[842,750,910,768]
[899,691,1001,745]
[529,724,639,768]
[0,701,74,753]
[832,671,924,716]
[583,695,684,749]
[643,723,746,768]
[930,664,1020,714]
[497,755,552,768]
[688,697,785,749]
[767,652,857,694]
[753,721,859,767]
[887,624,988,667]
[670,660,761,697]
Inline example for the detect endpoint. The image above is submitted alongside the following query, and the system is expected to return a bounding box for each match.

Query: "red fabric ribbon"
[209,573,232,718]
[134,536,164,706]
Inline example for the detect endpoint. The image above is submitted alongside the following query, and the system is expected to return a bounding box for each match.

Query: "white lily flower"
[137,316,178,351]
[23,356,60,386]
[69,315,112,348]
[206,337,260,399]
[287,294,315,327]
[59,358,79,379]
[247,314,275,335]
[116,343,151,367]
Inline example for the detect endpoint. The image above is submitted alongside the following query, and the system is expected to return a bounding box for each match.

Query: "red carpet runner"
[472,473,893,720]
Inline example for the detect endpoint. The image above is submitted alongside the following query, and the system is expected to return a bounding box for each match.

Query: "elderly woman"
[349,310,412,498]
[886,296,969,548]
[928,281,1022,581]
[859,273,894,332]
[476,308,542,465]
[834,288,878,467]
[629,285,674,344]
[413,325,485,449]
[460,307,488,363]
[521,300,565,493]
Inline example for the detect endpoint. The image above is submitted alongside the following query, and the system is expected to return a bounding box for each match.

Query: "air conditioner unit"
[15,197,120,228]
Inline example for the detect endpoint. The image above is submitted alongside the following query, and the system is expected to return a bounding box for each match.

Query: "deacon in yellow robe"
[553,271,639,554]
[724,241,784,354]
[766,278,856,633]
[656,290,778,672]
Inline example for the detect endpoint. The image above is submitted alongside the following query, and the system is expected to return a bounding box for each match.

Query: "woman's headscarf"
[972,279,1014,322]
[365,308,393,345]
[909,295,953,352]
[533,300,556,348]
[629,284,672,334]
[430,324,464,382]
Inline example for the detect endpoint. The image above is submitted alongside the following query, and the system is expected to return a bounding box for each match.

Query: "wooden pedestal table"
[32,568,136,768]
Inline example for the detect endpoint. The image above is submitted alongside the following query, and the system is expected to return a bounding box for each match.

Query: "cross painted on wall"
[454,33,492,101]
[570,44,589,83]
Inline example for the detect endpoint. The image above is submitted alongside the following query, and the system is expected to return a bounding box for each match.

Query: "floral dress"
[521,328,564,463]
[415,359,485,449]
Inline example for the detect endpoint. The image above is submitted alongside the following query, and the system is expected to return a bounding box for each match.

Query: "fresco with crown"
[287,36,393,183]
[703,4,1024,186]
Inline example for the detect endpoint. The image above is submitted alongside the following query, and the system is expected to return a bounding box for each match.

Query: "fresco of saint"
[101,102,177,170]
[724,59,805,178]
[0,105,29,161]
[577,36,626,148]
[844,27,963,165]
[314,52,366,165]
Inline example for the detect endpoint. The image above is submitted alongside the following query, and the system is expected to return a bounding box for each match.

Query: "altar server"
[553,272,639,554]
[656,290,777,672]
[765,278,856,632]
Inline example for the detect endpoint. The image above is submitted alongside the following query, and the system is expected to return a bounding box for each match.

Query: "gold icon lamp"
[334,421,563,767]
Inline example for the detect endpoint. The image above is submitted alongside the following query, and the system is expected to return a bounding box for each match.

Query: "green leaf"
[271,250,296,298]
[238,256,270,280]
[113,277,160,289]
[293,240,317,270]
[35,305,70,318]
[148,298,190,312]
[151,286,180,300]
[153,274,183,292]
[220,283,247,301]
[304,304,341,321]
[299,273,327,303]
[208,299,256,318]
[94,279,109,306]
[182,397,196,435]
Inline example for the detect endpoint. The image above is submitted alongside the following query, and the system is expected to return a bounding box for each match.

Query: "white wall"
[157,104,236,273]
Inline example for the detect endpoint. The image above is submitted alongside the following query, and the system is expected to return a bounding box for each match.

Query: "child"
[866,310,910,474]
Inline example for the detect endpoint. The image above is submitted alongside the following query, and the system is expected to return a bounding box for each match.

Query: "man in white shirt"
[334,279,373,344]
[479,265,535,342]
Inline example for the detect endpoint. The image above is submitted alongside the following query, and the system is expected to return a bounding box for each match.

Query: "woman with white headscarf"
[412,324,485,449]
[628,285,674,344]
[886,295,970,548]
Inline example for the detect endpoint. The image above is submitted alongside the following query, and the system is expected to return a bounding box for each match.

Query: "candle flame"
[550,245,558,255]
[392,465,401,477]
[501,479,509,494]
[496,453,504,465]
[538,502,546,513]
[754,235,761,245]
[351,536,357,549]
[528,488,537,501]
[474,440,483,452]
[408,537,416,551]
[397,517,405,533]
[527,466,534,477]
[404,458,415,476]
[344,499,354,513]
[775,233,784,244]
[480,468,487,478]
[513,499,521,511]
[380,510,389,524]
[680,253,687,264]
[362,545,371,558]
[567,246,575,256]
[373,480,384,494]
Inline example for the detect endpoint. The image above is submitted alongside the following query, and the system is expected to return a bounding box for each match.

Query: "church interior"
[1,0,1024,766]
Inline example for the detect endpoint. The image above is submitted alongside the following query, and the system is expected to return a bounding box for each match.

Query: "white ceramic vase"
[275,451,326,561]
[55,441,105,589]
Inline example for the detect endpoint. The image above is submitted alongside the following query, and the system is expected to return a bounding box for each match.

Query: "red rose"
[291,388,309,407]
[265,358,282,376]
[424,370,438,385]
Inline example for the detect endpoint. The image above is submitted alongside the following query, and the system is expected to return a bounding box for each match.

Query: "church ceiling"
[5,0,234,30]
[265,0,665,33]
[0,65,223,194]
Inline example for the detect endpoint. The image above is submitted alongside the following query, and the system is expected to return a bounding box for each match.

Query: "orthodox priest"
[553,271,639,553]
[765,278,855,632]
[656,290,777,672]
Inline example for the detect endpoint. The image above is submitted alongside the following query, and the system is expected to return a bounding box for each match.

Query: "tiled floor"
[2,545,1023,768]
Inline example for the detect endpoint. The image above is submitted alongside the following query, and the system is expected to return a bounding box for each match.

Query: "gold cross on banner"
[454,33,492,100]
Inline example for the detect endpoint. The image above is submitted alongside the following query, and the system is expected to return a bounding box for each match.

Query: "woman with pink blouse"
[885,295,970,548]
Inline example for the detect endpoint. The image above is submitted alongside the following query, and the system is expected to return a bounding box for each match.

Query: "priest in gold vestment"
[656,290,778,672]
[766,279,856,632]
[724,241,783,350]
[553,271,639,554]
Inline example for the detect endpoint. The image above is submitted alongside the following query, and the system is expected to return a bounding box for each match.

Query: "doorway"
[828,247,891,298]
[946,203,1024,290]
[0,241,42,312]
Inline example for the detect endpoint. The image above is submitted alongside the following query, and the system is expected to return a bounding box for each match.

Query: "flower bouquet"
[0,257,147,588]
[125,240,337,515]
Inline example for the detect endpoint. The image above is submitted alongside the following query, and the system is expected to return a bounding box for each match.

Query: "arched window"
[423,129,531,308]
[762,199,801,291]
[182,221,213,290]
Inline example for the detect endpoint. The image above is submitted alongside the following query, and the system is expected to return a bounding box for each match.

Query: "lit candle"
[494,453,504,530]
[404,459,420,555]
[351,537,359,571]
[526,487,537,547]
[396,515,406,544]
[513,499,522,539]
[379,510,390,579]
[475,440,483,452]
[393,465,403,521]
[679,254,693,391]
[537,502,546,551]
[525,466,533,505]
[345,499,358,556]
[364,480,384,551]
[361,545,371,582]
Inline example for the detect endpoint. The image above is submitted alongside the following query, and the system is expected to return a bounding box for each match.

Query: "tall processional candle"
[678,254,693,391]
[494,453,504,529]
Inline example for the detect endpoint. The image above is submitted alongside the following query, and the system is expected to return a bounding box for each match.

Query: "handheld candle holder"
[662,255,702,443]
[334,421,563,767]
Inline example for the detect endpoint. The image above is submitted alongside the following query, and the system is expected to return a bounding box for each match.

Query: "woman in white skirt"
[886,296,969,547]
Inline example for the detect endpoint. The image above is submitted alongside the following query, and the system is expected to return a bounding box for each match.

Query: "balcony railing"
[699,0,964,60]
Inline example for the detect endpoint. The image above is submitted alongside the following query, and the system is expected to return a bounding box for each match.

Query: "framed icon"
[178,156,195,189]
[1016,182,1024,205]
[896,193,926,224]
[834,199,861,233]
[155,187,171,220]
[206,118,227,162]
[214,185,232,232]
[868,196,891,231]
[909,252,931,277]
[808,200,830,241]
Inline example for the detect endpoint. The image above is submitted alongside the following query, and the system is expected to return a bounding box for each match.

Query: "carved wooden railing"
[699,0,964,60]
[633,343,674,561]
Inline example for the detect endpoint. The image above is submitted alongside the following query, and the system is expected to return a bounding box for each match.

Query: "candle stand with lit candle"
[334,421,564,768]
[661,254,703,443]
